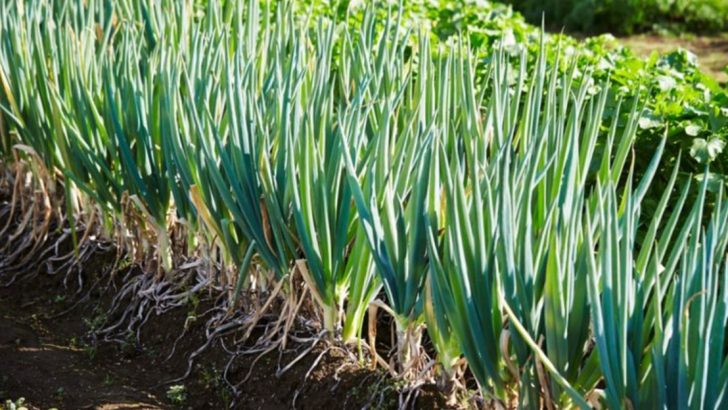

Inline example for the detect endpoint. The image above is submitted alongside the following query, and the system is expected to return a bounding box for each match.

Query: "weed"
[83,309,108,333]
[166,384,187,405]
[2,398,28,410]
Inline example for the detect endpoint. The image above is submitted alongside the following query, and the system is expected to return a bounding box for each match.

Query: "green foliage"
[166,384,187,405]
[305,1,728,185]
[1,1,728,408]
[506,0,728,34]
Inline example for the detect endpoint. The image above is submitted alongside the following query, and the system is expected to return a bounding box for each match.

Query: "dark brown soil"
[0,242,451,410]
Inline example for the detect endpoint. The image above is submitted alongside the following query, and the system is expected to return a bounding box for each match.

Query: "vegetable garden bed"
[1,1,727,409]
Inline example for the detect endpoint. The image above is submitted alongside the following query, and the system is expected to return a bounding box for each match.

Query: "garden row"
[1,1,727,408]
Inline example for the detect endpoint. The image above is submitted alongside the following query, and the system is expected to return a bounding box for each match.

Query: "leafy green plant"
[2,398,28,410]
[506,0,728,34]
[166,384,187,405]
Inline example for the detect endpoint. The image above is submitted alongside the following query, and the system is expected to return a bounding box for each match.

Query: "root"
[96,260,213,345]
[276,330,326,378]
[289,343,331,409]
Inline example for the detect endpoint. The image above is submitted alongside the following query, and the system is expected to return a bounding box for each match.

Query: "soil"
[618,33,728,83]
[0,243,451,410]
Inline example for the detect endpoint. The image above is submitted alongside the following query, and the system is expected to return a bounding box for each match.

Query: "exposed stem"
[157,224,173,274]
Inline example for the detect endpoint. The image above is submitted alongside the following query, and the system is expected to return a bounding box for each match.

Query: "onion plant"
[339,13,442,370]
[198,1,297,279]
[586,167,728,409]
[285,18,381,335]
[423,31,680,406]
